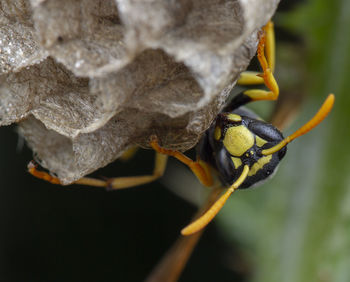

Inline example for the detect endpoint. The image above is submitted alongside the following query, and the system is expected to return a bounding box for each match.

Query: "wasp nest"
[0,0,279,184]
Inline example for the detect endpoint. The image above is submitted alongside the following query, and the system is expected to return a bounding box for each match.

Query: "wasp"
[29,21,334,237]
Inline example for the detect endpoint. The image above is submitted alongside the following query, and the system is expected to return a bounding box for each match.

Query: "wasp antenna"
[181,165,250,236]
[262,94,335,156]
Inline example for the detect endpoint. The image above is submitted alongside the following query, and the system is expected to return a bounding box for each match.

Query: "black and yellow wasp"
[29,21,334,236]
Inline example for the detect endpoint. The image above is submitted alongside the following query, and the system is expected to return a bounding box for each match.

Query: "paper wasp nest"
[0,0,279,184]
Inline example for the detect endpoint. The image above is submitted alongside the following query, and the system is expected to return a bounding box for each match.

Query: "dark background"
[0,125,246,282]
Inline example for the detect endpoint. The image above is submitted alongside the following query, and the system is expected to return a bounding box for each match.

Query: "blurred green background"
[1,0,349,281]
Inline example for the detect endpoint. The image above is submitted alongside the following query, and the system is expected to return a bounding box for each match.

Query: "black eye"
[278,147,287,159]
[266,170,272,176]
[249,120,284,142]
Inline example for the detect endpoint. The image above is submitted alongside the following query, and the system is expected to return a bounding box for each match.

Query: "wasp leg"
[145,186,223,282]
[243,20,278,101]
[242,31,279,102]
[118,146,139,162]
[265,20,276,73]
[28,152,168,190]
[241,20,278,101]
[237,21,275,86]
[225,21,278,112]
[28,161,62,185]
[237,71,265,85]
[150,136,213,187]
[77,152,168,189]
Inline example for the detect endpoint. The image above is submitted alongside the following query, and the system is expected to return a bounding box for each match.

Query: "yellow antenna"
[262,94,335,156]
[181,165,250,236]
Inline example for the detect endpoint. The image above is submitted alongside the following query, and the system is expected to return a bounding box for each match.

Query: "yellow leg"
[265,21,275,73]
[238,21,275,85]
[237,21,279,102]
[118,146,139,161]
[28,152,168,190]
[28,161,61,185]
[149,136,213,187]
[237,71,264,85]
[145,187,223,282]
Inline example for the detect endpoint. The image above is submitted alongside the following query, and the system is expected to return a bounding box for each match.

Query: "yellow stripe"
[248,155,272,176]
[255,135,267,147]
[231,157,242,169]
[226,113,242,122]
[214,126,221,140]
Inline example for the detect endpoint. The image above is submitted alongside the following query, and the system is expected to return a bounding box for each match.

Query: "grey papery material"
[0,0,279,184]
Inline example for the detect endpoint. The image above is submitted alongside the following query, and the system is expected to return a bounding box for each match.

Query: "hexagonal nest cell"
[0,0,279,184]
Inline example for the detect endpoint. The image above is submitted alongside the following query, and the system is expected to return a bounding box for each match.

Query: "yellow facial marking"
[214,126,221,140]
[231,157,242,169]
[226,113,242,122]
[248,155,272,176]
[223,125,254,156]
[256,135,268,147]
